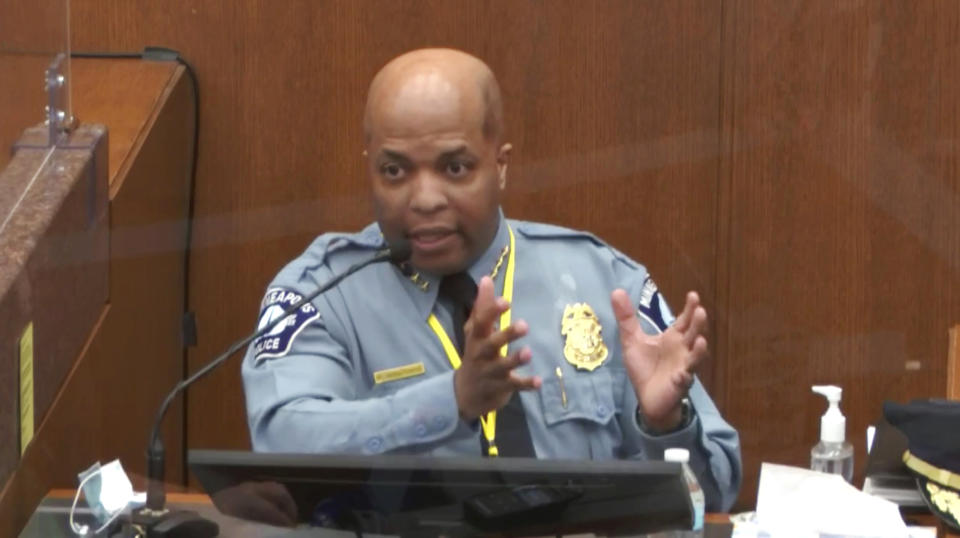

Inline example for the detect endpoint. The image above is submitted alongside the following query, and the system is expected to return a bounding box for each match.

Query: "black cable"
[70,51,141,59]
[72,47,200,486]
[72,49,198,345]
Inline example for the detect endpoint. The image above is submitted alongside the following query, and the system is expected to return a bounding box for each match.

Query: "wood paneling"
[718,0,960,507]
[0,124,109,490]
[0,59,193,536]
[0,127,108,492]
[70,0,724,475]
[65,0,960,512]
[949,326,960,400]
[0,55,50,172]
[0,0,73,170]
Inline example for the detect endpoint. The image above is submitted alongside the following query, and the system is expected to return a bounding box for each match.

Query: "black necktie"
[439,272,476,354]
[438,272,536,458]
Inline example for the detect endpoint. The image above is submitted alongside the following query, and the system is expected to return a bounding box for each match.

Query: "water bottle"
[650,447,704,537]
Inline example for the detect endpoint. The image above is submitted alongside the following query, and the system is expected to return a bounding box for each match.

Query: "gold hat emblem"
[927,482,960,525]
[561,303,608,371]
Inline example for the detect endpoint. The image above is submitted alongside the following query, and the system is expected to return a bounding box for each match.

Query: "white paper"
[755,463,909,537]
[97,459,135,514]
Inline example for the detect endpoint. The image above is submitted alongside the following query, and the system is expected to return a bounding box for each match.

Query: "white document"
[754,463,909,537]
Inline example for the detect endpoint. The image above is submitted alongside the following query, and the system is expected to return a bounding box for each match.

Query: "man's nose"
[409,173,448,214]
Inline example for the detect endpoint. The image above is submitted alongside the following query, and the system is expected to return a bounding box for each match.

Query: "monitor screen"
[189,450,694,536]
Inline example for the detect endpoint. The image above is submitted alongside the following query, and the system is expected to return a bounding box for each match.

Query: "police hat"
[884,399,960,531]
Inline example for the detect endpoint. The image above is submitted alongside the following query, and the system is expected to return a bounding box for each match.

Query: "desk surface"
[21,490,735,538]
[26,490,958,538]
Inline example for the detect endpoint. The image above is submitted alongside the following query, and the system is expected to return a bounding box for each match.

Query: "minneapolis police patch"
[252,287,321,363]
[637,277,674,334]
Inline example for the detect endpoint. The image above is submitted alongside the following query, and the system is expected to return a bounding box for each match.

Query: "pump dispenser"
[810,385,854,482]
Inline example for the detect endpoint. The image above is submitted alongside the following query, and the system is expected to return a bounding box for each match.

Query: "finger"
[686,335,708,370]
[468,276,508,339]
[476,320,529,359]
[671,369,693,390]
[672,291,699,333]
[246,496,296,527]
[509,373,542,391]
[213,486,295,528]
[683,306,708,348]
[611,289,642,340]
[488,346,532,376]
[257,482,298,526]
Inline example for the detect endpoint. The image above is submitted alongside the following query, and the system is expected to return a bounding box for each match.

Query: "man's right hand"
[453,276,541,420]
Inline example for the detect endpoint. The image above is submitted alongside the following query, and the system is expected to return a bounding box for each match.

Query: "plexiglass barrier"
[0,0,73,239]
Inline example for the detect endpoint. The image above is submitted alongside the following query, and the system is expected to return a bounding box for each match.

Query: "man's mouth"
[408,227,458,252]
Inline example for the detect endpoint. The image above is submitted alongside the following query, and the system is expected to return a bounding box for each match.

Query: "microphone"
[383,241,412,265]
[130,244,410,537]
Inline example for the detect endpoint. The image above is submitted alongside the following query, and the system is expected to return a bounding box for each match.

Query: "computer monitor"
[189,450,694,536]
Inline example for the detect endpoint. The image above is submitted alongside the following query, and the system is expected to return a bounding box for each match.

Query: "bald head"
[362,49,513,275]
[363,48,504,145]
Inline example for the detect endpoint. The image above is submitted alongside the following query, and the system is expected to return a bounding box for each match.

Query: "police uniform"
[242,212,743,511]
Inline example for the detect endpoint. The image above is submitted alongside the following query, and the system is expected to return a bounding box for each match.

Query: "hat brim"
[905,451,960,531]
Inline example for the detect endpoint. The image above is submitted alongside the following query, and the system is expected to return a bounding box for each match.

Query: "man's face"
[366,85,508,275]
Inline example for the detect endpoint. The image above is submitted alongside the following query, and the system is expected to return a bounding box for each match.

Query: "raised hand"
[454,276,542,420]
[611,289,708,432]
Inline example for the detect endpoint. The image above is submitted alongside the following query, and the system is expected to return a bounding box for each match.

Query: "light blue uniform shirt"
[242,213,742,510]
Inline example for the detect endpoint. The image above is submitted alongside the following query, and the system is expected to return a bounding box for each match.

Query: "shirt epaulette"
[273,224,384,287]
[513,220,603,244]
[311,224,384,264]
[512,220,639,270]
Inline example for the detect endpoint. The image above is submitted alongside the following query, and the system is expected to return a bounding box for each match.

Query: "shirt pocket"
[538,363,620,428]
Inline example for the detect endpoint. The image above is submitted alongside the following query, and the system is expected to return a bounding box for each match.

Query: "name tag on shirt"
[374,362,426,384]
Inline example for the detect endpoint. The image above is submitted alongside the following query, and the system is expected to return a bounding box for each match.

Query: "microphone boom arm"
[145,246,401,510]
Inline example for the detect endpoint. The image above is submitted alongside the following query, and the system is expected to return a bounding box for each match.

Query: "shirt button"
[596,404,608,417]
[365,436,383,452]
[414,423,427,438]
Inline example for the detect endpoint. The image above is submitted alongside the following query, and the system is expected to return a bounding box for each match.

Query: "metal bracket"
[44,53,74,147]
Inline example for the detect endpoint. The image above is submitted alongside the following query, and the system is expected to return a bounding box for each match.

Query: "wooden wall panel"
[0,60,193,536]
[70,0,724,481]
[718,0,960,507]
[66,0,960,512]
[0,55,48,172]
[0,0,72,171]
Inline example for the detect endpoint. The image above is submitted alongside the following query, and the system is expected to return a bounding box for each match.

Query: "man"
[242,48,742,511]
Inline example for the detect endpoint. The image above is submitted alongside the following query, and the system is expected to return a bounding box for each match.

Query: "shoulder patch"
[636,277,675,333]
[252,287,321,363]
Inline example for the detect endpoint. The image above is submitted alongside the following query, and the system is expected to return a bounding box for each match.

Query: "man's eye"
[445,161,472,178]
[380,163,405,180]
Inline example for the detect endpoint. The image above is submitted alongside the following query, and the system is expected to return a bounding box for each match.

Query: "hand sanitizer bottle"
[810,385,854,483]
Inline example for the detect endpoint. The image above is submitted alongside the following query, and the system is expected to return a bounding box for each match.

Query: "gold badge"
[561,303,608,371]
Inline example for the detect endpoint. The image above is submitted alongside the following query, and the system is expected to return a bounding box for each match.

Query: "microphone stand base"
[122,506,219,538]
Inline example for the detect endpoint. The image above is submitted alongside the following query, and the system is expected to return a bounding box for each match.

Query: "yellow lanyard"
[426,224,516,456]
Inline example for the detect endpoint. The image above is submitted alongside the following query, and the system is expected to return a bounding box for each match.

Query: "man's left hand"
[610,289,708,433]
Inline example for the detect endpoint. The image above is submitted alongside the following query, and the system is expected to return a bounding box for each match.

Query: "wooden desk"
[32,490,960,537]
[703,510,958,538]
[24,490,303,538]
[30,489,734,537]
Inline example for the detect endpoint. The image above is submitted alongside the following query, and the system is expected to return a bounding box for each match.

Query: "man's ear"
[497,143,513,190]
